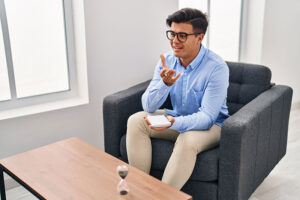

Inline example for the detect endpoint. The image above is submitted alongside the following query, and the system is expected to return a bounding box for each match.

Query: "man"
[126,8,229,190]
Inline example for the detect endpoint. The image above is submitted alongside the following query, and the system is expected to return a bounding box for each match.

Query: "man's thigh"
[177,125,221,153]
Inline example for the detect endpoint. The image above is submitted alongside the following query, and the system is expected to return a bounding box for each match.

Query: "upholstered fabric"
[103,80,149,157]
[103,62,293,200]
[226,62,272,114]
[219,85,293,200]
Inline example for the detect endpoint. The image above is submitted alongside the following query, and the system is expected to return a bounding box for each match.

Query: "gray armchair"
[103,62,293,200]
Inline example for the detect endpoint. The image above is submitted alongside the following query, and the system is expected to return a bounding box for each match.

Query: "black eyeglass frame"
[166,30,202,42]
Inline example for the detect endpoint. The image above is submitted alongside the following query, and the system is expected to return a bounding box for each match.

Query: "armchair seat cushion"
[120,134,219,182]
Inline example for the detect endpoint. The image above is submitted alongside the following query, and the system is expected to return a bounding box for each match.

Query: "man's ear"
[198,34,204,43]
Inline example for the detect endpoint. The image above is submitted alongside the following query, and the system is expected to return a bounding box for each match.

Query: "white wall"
[240,0,300,105]
[0,0,178,158]
[261,0,300,105]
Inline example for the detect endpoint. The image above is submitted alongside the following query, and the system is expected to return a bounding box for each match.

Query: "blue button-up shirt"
[142,45,229,133]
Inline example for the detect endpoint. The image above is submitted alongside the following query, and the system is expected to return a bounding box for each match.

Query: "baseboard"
[4,173,20,190]
[292,101,300,111]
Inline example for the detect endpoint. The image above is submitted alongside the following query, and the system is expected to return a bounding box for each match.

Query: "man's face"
[170,22,203,60]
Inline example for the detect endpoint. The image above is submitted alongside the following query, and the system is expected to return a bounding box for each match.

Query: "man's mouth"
[173,46,183,52]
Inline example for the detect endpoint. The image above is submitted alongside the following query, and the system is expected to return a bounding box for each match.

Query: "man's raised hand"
[160,54,181,86]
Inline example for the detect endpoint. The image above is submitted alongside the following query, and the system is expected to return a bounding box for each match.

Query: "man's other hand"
[144,115,175,131]
[160,54,181,86]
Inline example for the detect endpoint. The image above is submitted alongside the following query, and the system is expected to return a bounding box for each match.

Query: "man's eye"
[179,34,186,39]
[171,33,176,37]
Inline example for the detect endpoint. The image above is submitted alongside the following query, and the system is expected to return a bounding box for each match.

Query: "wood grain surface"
[0,137,192,200]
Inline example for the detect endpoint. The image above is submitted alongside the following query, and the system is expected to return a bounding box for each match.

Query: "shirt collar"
[176,44,207,70]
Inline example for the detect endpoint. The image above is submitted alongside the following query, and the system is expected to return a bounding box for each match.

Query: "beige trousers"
[126,110,221,190]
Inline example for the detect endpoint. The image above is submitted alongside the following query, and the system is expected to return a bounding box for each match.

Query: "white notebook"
[147,115,171,127]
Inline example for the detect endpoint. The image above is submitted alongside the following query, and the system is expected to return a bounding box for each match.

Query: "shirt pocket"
[192,89,204,107]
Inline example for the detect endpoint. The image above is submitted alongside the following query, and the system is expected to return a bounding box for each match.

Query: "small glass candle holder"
[116,165,129,195]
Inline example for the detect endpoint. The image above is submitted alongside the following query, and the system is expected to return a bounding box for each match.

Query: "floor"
[4,109,300,200]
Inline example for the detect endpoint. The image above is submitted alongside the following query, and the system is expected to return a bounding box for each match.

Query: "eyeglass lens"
[167,31,187,42]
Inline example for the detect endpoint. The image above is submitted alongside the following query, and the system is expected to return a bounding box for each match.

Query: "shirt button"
[182,104,184,106]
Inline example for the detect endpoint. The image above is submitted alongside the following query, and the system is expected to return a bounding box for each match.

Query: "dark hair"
[166,8,208,34]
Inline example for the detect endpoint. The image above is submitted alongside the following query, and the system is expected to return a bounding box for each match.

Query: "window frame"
[0,0,89,120]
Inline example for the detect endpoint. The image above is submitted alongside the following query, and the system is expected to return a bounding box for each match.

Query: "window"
[0,0,88,119]
[5,0,70,98]
[179,0,243,61]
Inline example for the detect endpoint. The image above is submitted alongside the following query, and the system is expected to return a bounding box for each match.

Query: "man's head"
[166,8,208,64]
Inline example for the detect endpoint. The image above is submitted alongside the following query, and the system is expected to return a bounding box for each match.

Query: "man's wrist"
[169,116,182,132]
[166,116,175,126]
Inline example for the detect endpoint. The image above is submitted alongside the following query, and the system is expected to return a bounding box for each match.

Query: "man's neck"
[179,46,201,68]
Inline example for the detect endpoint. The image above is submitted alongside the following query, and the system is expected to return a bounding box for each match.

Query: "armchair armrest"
[103,80,150,158]
[218,85,293,200]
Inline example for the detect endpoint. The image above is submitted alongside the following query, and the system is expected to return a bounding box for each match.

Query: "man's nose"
[173,34,180,43]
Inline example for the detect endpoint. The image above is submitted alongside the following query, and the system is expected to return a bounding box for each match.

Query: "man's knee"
[174,133,198,153]
[127,111,147,126]
[127,111,149,137]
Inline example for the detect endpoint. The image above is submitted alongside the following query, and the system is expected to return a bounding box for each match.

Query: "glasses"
[166,30,201,43]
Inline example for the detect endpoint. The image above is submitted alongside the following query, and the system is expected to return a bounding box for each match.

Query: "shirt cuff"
[169,116,183,133]
[165,109,179,117]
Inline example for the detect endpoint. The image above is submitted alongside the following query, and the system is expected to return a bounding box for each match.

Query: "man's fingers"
[172,73,181,82]
[160,54,168,69]
[166,70,176,80]
[161,69,172,80]
[144,117,151,126]
[166,69,174,78]
[161,69,181,85]
[160,68,167,77]
[169,70,176,77]
[151,126,168,131]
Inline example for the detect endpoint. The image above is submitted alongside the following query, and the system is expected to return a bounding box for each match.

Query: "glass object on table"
[116,165,129,195]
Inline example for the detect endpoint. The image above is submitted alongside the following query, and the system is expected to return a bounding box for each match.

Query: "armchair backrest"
[226,62,272,115]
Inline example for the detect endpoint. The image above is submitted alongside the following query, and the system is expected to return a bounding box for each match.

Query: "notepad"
[147,115,171,127]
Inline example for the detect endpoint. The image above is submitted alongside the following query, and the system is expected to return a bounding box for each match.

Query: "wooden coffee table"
[0,137,192,200]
